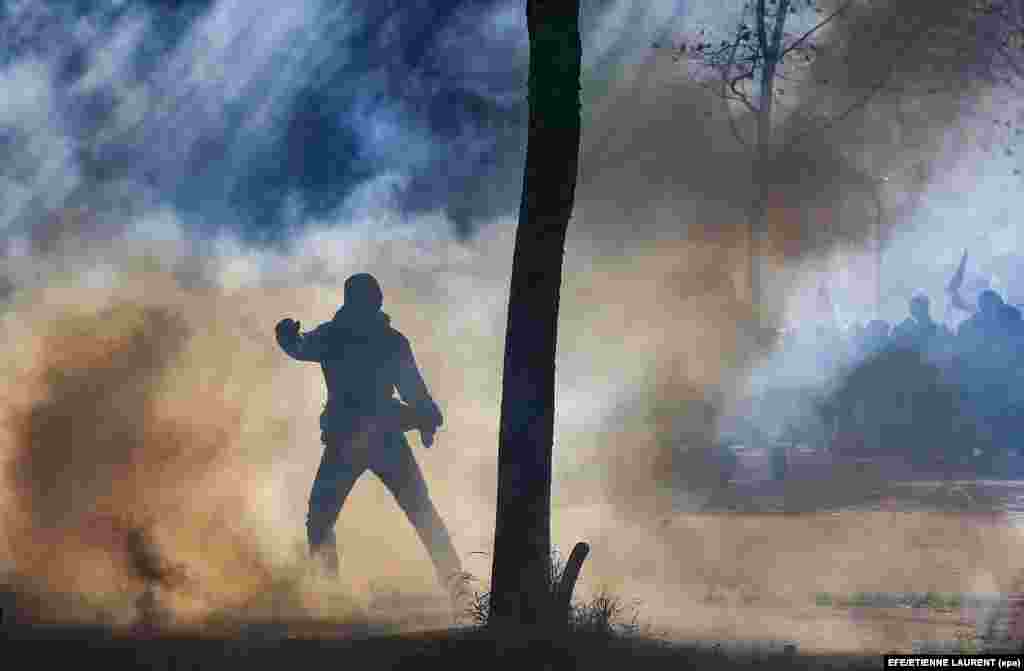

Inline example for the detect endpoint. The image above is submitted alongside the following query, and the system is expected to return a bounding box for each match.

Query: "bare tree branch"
[723,20,749,73]
[697,75,754,108]
[723,100,753,149]
[721,12,758,121]
[789,69,895,148]
[769,0,792,59]
[780,0,853,59]
[723,99,754,150]
[728,71,758,112]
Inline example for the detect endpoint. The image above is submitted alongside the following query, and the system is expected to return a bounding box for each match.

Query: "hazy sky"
[0,0,694,245]
[2,0,1019,303]
[4,0,1024,642]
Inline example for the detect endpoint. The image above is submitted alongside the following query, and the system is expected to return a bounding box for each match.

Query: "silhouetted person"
[275,273,462,596]
[893,294,947,351]
[835,319,894,453]
[872,296,962,469]
[859,319,891,358]
[999,303,1024,339]
[957,289,1005,349]
[955,290,1011,466]
[997,304,1024,470]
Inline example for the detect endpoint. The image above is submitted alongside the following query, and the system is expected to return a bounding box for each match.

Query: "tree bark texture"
[488,0,582,632]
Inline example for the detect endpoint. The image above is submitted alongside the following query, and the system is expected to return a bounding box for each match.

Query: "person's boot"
[444,571,473,623]
[310,542,339,579]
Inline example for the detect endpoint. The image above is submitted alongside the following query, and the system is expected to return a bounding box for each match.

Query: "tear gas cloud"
[3,0,1024,651]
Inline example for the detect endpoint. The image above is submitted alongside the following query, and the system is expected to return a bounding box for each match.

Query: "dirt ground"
[5,475,1024,658]
[1,623,882,670]
[547,474,1024,655]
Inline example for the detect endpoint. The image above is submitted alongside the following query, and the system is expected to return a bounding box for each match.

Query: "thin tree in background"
[488,0,583,631]
[673,0,861,311]
[672,0,1024,315]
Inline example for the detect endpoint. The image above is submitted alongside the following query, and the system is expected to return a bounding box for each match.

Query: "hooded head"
[909,294,931,324]
[866,319,890,341]
[978,289,1004,320]
[343,273,384,315]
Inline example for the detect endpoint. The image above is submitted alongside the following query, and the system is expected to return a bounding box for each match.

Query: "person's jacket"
[892,317,947,350]
[277,306,443,434]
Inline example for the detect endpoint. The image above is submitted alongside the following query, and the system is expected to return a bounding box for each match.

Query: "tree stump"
[553,541,590,632]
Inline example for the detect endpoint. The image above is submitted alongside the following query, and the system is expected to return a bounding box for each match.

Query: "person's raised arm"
[276,318,328,362]
[395,335,443,430]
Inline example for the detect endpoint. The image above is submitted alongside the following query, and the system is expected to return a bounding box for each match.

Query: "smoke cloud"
[2,0,1024,653]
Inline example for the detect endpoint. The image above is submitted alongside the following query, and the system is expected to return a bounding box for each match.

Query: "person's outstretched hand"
[276,318,300,341]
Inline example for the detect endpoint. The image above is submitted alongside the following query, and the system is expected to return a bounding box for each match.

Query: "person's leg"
[371,433,462,588]
[307,431,367,576]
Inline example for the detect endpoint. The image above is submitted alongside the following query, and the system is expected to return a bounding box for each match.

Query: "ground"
[6,473,1024,664]
[2,623,882,670]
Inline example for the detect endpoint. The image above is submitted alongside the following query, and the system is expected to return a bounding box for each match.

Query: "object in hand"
[276,318,300,339]
[382,398,439,437]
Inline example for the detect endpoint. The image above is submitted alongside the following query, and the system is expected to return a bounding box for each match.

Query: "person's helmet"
[977,289,1003,318]
[344,273,384,312]
[867,319,890,338]
[909,293,930,321]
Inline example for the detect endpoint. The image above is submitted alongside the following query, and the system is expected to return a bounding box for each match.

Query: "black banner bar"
[884,655,1022,669]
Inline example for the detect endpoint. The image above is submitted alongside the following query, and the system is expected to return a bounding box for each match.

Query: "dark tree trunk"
[488,0,582,632]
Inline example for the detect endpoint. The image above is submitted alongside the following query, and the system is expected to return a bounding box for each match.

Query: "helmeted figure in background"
[999,304,1024,473]
[275,273,462,594]
[957,289,1006,348]
[892,294,949,351]
[858,319,892,359]
[955,289,1012,469]
[1001,303,1024,333]
[834,319,894,454]
[887,294,960,469]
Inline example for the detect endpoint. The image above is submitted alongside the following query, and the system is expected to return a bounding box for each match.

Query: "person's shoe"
[445,571,474,621]
[310,545,340,579]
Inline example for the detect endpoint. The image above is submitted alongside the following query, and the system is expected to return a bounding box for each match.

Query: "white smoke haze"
[0,59,83,226]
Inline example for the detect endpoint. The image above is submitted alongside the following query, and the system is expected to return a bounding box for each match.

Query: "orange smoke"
[0,298,275,622]
[0,258,345,627]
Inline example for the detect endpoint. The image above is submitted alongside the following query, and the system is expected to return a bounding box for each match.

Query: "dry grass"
[457,549,646,639]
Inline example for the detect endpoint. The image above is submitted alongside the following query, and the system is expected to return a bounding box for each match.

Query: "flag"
[945,249,973,313]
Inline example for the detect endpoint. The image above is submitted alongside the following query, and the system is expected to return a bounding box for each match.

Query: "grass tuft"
[457,549,643,639]
[817,590,968,612]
